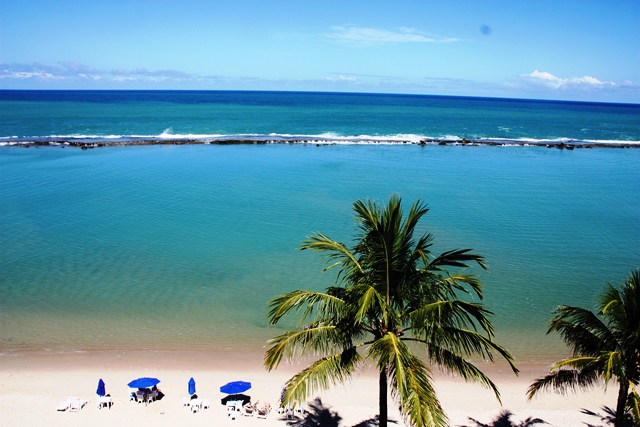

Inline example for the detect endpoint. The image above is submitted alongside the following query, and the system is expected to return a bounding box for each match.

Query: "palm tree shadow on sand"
[285,398,398,427]
[460,410,547,427]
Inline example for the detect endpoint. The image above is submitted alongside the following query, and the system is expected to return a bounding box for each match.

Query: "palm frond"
[300,232,364,282]
[280,347,362,405]
[264,324,341,370]
[351,283,387,325]
[527,364,601,399]
[409,321,517,372]
[550,355,602,372]
[548,305,616,355]
[367,332,447,427]
[423,344,504,402]
[427,248,487,271]
[417,272,484,301]
[266,289,346,326]
[408,299,496,338]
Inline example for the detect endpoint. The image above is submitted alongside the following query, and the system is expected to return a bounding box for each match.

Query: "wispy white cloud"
[521,70,619,91]
[0,62,194,83]
[325,75,357,82]
[325,25,459,46]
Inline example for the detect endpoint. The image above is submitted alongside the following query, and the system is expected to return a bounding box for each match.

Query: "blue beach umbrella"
[220,381,251,394]
[96,379,106,397]
[188,377,196,396]
[127,377,161,389]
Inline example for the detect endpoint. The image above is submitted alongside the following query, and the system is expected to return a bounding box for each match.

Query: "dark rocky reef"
[6,137,638,150]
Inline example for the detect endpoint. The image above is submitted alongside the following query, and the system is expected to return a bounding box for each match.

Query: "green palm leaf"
[264,324,340,370]
[368,332,447,427]
[281,347,362,405]
[267,289,346,326]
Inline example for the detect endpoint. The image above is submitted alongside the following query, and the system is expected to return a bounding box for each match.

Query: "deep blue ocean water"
[0,91,638,364]
[1,90,639,144]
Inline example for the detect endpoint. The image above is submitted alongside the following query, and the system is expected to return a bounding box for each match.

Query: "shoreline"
[2,136,640,149]
[0,348,615,427]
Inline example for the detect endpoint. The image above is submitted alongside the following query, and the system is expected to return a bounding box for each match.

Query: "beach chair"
[256,402,270,419]
[56,397,72,411]
[183,397,191,407]
[96,395,106,409]
[226,401,238,420]
[68,397,84,412]
[242,403,255,417]
[201,399,210,410]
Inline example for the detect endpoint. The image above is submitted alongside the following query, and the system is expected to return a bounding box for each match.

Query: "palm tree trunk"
[615,379,629,427]
[379,367,388,427]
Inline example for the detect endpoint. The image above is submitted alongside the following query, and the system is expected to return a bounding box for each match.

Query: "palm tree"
[527,268,640,427]
[264,195,518,427]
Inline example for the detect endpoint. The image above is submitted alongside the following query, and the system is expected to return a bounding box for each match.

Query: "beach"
[0,349,614,427]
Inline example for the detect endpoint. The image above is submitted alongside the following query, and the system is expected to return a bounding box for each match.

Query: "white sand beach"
[0,350,613,427]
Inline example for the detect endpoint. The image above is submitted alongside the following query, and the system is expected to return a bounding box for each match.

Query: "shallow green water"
[1,144,638,363]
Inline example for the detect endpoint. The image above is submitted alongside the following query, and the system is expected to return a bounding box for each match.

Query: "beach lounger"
[183,397,191,407]
[96,394,112,409]
[56,397,86,412]
[69,397,87,412]
[56,397,72,411]
[242,403,256,417]
[256,403,270,419]
[201,399,210,409]
[226,401,238,419]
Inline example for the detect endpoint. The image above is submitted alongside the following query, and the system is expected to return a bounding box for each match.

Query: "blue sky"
[1,0,638,102]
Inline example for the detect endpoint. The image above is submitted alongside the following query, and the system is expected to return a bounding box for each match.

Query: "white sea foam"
[0,132,638,147]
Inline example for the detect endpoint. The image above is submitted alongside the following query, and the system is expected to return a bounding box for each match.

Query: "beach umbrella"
[188,377,196,396]
[221,393,251,406]
[96,379,106,397]
[220,381,251,394]
[127,377,160,389]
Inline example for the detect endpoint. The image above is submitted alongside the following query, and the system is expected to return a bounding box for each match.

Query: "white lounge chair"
[256,402,271,419]
[56,397,72,411]
[242,403,255,417]
[56,397,86,412]
[68,397,86,412]
[96,394,113,409]
[226,401,239,419]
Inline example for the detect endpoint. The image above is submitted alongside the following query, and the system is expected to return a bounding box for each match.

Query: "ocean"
[0,90,639,364]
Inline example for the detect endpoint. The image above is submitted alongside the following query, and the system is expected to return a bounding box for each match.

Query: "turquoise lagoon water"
[0,91,639,363]
[1,143,638,363]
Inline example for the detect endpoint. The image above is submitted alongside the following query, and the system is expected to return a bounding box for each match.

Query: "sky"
[1,0,639,103]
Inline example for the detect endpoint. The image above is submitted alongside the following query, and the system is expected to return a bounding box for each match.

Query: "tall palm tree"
[264,195,518,427]
[527,268,640,427]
